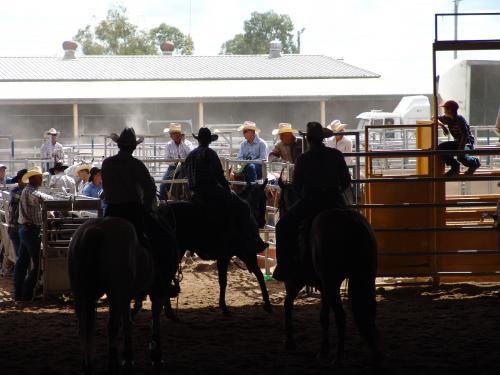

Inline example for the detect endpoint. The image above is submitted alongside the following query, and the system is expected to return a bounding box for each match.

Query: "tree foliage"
[221,11,298,55]
[74,6,193,55]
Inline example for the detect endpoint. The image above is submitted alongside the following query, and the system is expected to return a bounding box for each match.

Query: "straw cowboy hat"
[299,122,333,141]
[238,121,260,133]
[327,120,348,133]
[74,163,92,176]
[46,128,60,135]
[110,128,144,146]
[163,123,184,134]
[22,166,43,184]
[193,127,218,143]
[272,123,298,136]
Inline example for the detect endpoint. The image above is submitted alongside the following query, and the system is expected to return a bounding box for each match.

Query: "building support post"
[320,100,326,126]
[198,102,204,129]
[72,103,79,140]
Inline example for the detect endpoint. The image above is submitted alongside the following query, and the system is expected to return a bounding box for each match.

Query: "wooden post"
[198,102,204,129]
[320,100,326,126]
[72,103,79,140]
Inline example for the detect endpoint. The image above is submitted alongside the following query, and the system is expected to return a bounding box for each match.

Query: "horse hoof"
[263,303,273,313]
[121,360,135,374]
[152,360,165,371]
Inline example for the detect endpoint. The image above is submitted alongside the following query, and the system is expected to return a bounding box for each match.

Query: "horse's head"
[238,179,268,228]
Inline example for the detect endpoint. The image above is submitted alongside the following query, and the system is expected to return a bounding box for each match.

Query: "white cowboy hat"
[272,123,298,136]
[22,166,43,184]
[238,121,260,133]
[46,128,59,135]
[74,163,92,176]
[163,123,183,134]
[0,164,6,169]
[327,120,347,133]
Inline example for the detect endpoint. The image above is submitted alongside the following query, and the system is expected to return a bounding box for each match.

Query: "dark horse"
[68,216,177,374]
[134,180,272,317]
[278,178,381,365]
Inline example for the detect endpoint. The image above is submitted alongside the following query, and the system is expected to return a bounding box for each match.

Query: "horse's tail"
[68,221,105,371]
[348,213,379,345]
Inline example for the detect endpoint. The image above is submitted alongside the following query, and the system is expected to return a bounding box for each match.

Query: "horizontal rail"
[343,148,500,157]
[352,202,497,208]
[378,271,500,277]
[352,175,500,183]
[373,226,495,232]
[379,250,500,256]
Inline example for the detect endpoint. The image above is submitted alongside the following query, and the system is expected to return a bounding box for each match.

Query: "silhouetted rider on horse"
[185,127,267,254]
[273,122,352,281]
[102,127,178,294]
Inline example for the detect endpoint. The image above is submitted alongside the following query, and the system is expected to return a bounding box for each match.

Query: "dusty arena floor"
[1,260,500,375]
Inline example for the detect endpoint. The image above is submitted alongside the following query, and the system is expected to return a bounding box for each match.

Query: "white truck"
[356,95,431,129]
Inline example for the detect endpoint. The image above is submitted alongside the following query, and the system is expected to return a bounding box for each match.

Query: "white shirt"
[41,140,65,163]
[49,173,76,194]
[325,136,353,165]
[165,139,194,159]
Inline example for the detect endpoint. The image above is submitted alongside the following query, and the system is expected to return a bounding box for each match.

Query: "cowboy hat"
[327,120,347,133]
[10,168,28,184]
[22,166,43,184]
[110,128,144,147]
[238,121,260,133]
[0,164,6,170]
[74,163,92,176]
[163,123,184,134]
[49,162,68,175]
[46,128,59,135]
[299,122,333,141]
[193,127,218,143]
[272,123,298,136]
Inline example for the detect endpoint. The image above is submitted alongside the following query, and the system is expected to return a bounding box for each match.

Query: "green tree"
[221,11,298,55]
[149,23,193,55]
[74,6,193,55]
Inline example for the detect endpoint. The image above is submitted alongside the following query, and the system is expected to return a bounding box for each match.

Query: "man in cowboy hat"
[273,122,351,282]
[437,100,481,176]
[101,128,156,242]
[40,128,65,171]
[268,123,303,164]
[49,162,76,194]
[0,164,11,185]
[326,120,353,165]
[15,166,54,301]
[237,121,268,183]
[7,169,28,262]
[159,123,194,200]
[74,163,92,195]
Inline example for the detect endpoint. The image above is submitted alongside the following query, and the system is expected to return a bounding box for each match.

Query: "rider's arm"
[212,150,230,189]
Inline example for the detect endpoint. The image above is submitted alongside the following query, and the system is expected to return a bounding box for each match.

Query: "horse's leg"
[245,255,272,313]
[122,300,135,371]
[75,298,96,375]
[284,281,302,350]
[331,281,346,366]
[317,289,331,362]
[217,257,231,316]
[107,301,121,375]
[164,298,180,321]
[149,295,164,368]
[131,293,145,319]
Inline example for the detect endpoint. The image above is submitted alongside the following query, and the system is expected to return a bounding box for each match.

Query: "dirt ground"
[1,259,500,375]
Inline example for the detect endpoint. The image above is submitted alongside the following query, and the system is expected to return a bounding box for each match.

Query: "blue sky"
[0,0,498,92]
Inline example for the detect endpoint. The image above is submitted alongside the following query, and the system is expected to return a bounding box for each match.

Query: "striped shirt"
[438,115,475,145]
[8,185,23,229]
[18,184,54,226]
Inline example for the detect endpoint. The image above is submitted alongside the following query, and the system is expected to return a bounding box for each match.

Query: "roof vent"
[160,41,175,56]
[62,41,77,60]
[269,39,282,58]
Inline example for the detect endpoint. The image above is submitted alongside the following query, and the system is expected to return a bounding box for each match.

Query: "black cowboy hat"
[10,168,28,184]
[299,121,333,141]
[49,162,69,175]
[88,167,101,183]
[193,127,218,143]
[110,128,144,147]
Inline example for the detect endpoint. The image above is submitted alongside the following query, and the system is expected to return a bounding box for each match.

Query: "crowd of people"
[3,100,481,301]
